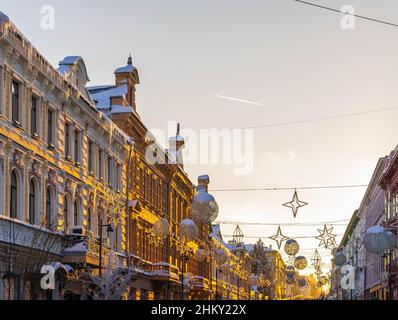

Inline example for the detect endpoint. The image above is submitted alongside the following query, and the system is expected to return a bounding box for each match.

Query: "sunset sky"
[2,0,398,273]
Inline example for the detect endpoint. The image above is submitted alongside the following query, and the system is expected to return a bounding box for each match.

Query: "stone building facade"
[0,13,129,300]
[88,58,214,300]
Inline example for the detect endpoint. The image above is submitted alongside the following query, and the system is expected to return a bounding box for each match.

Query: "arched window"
[87,208,92,231]
[10,170,18,219]
[73,200,80,226]
[46,187,53,229]
[29,179,36,224]
[63,197,68,230]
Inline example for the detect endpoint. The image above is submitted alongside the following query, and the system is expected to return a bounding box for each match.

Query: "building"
[88,59,213,300]
[210,224,251,300]
[335,156,390,300]
[248,239,287,300]
[0,12,129,300]
[379,147,398,300]
[360,157,387,300]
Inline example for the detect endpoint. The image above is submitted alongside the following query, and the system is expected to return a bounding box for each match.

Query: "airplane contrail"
[214,94,269,107]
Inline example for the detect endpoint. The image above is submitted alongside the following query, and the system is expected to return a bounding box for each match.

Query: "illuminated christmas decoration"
[334,249,346,267]
[284,239,300,256]
[311,249,322,270]
[363,226,397,254]
[287,254,296,267]
[194,248,207,262]
[215,249,228,266]
[269,226,289,249]
[190,187,219,224]
[294,256,308,270]
[319,276,328,285]
[283,190,308,218]
[153,218,170,240]
[286,265,296,277]
[178,219,197,242]
[316,224,337,249]
[233,225,244,244]
[298,278,307,288]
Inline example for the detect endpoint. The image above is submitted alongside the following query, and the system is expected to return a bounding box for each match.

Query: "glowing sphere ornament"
[284,239,300,256]
[190,190,219,224]
[298,278,307,287]
[153,218,170,239]
[215,249,228,266]
[363,226,397,254]
[286,266,296,277]
[286,275,295,285]
[178,219,197,242]
[195,249,207,262]
[294,256,308,270]
[334,251,347,267]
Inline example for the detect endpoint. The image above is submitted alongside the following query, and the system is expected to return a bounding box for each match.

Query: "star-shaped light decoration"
[311,249,322,270]
[269,226,289,250]
[283,190,308,218]
[316,224,337,249]
[287,254,296,267]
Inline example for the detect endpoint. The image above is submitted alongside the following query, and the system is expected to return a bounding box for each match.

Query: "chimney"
[197,175,210,193]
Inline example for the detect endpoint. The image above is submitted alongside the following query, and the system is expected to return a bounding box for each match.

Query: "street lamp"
[99,219,114,278]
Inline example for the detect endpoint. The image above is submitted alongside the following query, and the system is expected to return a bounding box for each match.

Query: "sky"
[2,0,398,274]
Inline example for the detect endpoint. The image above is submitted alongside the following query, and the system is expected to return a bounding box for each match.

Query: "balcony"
[151,262,179,282]
[192,276,210,291]
[62,235,111,267]
[0,216,63,255]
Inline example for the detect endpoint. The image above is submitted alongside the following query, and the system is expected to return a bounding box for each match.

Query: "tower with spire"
[168,123,185,167]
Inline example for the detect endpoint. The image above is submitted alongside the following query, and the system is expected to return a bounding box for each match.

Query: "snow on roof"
[57,65,71,76]
[59,56,83,66]
[64,242,87,253]
[0,11,10,26]
[115,65,135,74]
[88,84,128,109]
[169,135,185,143]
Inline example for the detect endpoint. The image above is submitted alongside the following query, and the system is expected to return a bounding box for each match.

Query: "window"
[98,149,103,179]
[74,129,80,164]
[113,224,119,252]
[65,123,70,158]
[87,208,92,231]
[97,213,102,237]
[47,109,54,147]
[11,81,20,124]
[46,187,53,229]
[31,96,38,136]
[88,140,93,173]
[64,197,68,230]
[29,180,36,225]
[107,156,112,185]
[10,170,18,219]
[74,201,79,226]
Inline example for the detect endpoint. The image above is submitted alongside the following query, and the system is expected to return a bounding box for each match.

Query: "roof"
[340,210,360,247]
[88,84,129,110]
